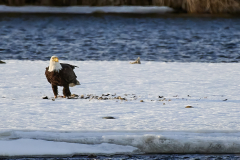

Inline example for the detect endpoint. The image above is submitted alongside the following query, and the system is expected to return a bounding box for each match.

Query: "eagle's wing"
[60,63,78,83]
[45,67,52,84]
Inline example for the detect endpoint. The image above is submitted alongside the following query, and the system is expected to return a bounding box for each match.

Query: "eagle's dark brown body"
[45,63,79,98]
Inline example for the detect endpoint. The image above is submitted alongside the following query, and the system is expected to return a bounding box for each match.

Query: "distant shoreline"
[0,0,240,14]
[0,6,240,17]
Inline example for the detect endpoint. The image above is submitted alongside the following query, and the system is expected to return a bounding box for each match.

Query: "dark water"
[0,14,240,62]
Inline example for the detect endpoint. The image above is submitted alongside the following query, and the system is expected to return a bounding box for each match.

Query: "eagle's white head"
[48,56,62,72]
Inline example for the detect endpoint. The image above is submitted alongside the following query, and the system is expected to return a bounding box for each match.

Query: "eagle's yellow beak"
[53,57,59,62]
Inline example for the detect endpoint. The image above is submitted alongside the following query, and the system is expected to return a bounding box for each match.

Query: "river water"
[0,13,240,62]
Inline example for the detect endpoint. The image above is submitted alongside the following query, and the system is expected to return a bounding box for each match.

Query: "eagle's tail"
[69,80,80,87]
[76,80,80,85]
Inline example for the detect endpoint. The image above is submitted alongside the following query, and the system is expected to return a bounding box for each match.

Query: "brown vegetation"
[153,0,240,13]
[184,0,240,13]
[0,0,239,13]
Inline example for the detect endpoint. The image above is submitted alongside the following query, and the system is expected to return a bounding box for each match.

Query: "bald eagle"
[45,56,80,98]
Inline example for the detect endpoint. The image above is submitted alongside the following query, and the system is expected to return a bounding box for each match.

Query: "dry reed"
[153,0,240,13]
[185,0,240,13]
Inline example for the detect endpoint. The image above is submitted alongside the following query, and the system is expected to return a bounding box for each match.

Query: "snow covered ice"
[0,5,173,14]
[1,60,240,156]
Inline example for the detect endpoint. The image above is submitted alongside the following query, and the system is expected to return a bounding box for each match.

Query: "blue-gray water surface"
[0,14,240,62]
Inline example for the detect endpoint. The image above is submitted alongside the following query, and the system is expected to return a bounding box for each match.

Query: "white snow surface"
[1,60,240,156]
[0,5,174,14]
